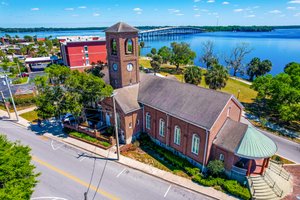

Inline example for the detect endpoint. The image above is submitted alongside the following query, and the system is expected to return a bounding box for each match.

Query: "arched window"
[219,153,225,162]
[125,39,133,54]
[174,126,181,145]
[191,134,200,155]
[159,119,165,137]
[111,39,117,55]
[146,112,151,130]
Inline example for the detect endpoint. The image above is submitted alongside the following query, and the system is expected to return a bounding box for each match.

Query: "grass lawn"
[20,110,38,122]
[272,155,295,165]
[139,58,257,103]
[0,104,36,112]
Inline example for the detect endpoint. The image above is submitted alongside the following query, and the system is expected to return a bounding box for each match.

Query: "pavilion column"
[265,157,270,168]
[247,159,253,177]
[260,158,267,175]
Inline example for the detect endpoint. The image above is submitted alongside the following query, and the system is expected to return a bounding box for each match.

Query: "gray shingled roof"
[138,74,233,129]
[104,22,139,33]
[114,84,141,114]
[213,118,248,153]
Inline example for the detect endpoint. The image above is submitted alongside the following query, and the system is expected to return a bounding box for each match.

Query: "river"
[1,28,300,77]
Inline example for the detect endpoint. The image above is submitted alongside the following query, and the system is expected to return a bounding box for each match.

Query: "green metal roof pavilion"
[235,125,277,159]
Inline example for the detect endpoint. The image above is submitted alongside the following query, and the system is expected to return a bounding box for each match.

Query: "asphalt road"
[0,120,213,200]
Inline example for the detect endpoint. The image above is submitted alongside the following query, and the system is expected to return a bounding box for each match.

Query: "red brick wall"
[62,41,107,68]
[143,105,207,165]
[206,98,242,165]
[211,145,239,171]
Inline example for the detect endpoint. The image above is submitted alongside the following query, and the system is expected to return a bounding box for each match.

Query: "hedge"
[69,131,110,147]
[8,94,36,106]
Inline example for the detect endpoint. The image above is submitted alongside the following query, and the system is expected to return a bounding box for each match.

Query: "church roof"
[114,84,140,114]
[138,74,233,130]
[213,118,248,153]
[214,118,277,159]
[104,22,139,33]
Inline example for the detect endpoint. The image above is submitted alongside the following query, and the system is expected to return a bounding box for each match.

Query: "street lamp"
[1,75,18,121]
[111,91,120,160]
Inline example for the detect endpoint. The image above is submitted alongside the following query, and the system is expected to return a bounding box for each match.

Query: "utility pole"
[4,75,19,121]
[112,93,120,160]
[0,91,10,118]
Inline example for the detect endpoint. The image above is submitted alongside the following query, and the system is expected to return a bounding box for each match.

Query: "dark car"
[17,72,29,77]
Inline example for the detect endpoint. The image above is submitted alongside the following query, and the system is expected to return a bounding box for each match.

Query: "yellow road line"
[32,156,120,200]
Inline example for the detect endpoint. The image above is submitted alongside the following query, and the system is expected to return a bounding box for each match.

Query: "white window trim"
[146,112,151,130]
[174,126,181,145]
[159,119,165,137]
[191,134,200,155]
[219,153,225,161]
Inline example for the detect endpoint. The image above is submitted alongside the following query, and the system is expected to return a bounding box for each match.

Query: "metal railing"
[263,171,283,197]
[268,160,291,180]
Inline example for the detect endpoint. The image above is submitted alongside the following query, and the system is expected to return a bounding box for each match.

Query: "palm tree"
[205,64,229,90]
[183,66,202,85]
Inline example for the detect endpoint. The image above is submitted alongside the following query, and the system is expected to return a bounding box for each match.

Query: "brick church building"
[100,22,277,177]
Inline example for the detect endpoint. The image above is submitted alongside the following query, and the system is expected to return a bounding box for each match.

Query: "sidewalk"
[0,109,237,200]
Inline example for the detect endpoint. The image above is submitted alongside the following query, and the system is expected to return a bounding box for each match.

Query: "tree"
[0,135,39,200]
[158,46,172,64]
[20,46,27,55]
[205,64,229,90]
[140,41,145,48]
[45,40,53,53]
[45,64,71,85]
[201,40,217,69]
[170,42,196,72]
[151,48,157,55]
[150,55,162,75]
[247,57,272,81]
[84,61,106,78]
[23,35,33,42]
[184,66,202,85]
[7,49,15,55]
[37,45,48,57]
[207,160,225,177]
[226,43,252,76]
[13,57,21,75]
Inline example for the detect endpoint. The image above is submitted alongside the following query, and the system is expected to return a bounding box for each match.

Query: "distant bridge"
[138,26,205,39]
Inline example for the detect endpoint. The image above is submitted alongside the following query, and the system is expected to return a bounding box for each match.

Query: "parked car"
[62,113,76,124]
[17,72,29,77]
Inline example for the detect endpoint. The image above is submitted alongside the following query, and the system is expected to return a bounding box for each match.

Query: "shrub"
[207,160,225,177]
[9,94,35,106]
[222,180,251,200]
[185,167,200,177]
[69,131,111,147]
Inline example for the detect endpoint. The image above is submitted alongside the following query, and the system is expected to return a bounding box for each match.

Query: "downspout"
[202,129,209,172]
[142,104,145,132]
[166,114,169,146]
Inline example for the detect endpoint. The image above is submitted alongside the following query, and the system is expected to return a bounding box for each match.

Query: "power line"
[84,146,97,200]
[92,148,111,200]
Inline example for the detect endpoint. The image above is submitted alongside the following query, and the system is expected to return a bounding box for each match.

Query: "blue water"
[1,29,300,77]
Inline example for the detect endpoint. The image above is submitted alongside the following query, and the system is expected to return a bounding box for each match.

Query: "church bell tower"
[105,22,140,89]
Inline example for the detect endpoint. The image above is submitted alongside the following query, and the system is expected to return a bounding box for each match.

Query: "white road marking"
[79,157,86,162]
[164,185,172,198]
[116,168,126,178]
[51,140,64,151]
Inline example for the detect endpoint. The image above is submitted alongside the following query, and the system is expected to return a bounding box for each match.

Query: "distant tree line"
[1,25,300,33]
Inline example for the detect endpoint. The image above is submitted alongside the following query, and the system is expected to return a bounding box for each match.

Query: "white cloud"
[93,13,100,17]
[31,8,39,11]
[72,14,79,17]
[194,8,199,11]
[234,8,244,12]
[78,6,87,9]
[194,14,201,17]
[286,6,296,10]
[207,0,215,3]
[222,1,230,5]
[288,0,300,3]
[253,6,260,9]
[1,1,8,6]
[194,0,201,2]
[133,8,143,12]
[269,10,282,14]
[64,8,74,11]
[176,13,184,16]
[168,8,181,14]
[245,14,256,18]
[294,12,300,16]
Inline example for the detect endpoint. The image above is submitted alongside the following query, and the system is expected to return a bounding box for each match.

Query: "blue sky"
[0,0,300,27]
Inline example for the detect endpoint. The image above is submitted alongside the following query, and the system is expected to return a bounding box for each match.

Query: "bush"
[8,94,35,106]
[207,160,225,177]
[222,180,251,200]
[69,131,110,147]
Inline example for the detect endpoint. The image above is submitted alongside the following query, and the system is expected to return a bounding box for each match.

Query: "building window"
[84,45,88,52]
[86,60,89,65]
[174,126,181,145]
[159,119,165,137]
[146,112,151,130]
[85,53,89,58]
[219,153,225,162]
[227,106,232,117]
[137,119,140,125]
[129,122,132,129]
[191,134,200,155]
[111,39,117,55]
[125,39,133,54]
